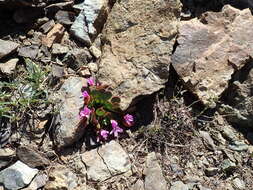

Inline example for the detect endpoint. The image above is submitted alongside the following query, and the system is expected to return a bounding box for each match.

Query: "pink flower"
[110,120,123,137]
[82,90,90,99]
[79,106,91,118]
[123,114,134,127]
[100,130,109,140]
[87,77,95,86]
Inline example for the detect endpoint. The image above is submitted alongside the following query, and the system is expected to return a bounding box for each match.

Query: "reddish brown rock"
[42,23,65,48]
[172,5,253,107]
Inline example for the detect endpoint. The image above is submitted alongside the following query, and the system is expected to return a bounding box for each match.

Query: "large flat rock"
[0,40,19,59]
[54,77,87,148]
[172,5,253,107]
[97,0,181,110]
[81,141,131,181]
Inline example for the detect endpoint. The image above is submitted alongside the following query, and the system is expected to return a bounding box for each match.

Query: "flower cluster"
[79,77,134,142]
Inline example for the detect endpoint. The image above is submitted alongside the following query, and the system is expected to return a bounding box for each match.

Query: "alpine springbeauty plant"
[79,77,134,142]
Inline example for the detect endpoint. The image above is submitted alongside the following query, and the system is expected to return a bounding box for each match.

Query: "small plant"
[79,77,134,142]
[0,58,51,122]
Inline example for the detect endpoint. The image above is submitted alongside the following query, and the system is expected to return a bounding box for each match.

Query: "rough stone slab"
[0,58,18,74]
[0,161,38,190]
[53,77,87,148]
[70,10,91,46]
[18,45,39,59]
[0,40,19,59]
[144,152,167,190]
[98,0,181,110]
[17,146,50,168]
[44,165,78,190]
[172,5,253,107]
[81,141,131,181]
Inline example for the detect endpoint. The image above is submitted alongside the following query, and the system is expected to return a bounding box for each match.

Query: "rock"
[70,10,91,46]
[36,17,49,26]
[0,58,18,74]
[52,43,69,54]
[229,141,249,152]
[42,23,65,48]
[232,178,246,189]
[172,5,253,107]
[40,20,55,34]
[89,45,101,58]
[220,68,253,128]
[98,0,181,110]
[18,45,40,59]
[53,77,87,148]
[23,174,48,190]
[82,0,110,37]
[88,62,98,73]
[221,159,236,172]
[51,64,65,78]
[0,148,15,158]
[205,167,219,177]
[81,141,131,181]
[17,146,50,168]
[199,131,216,150]
[170,181,189,190]
[63,48,92,70]
[55,10,75,26]
[44,164,78,190]
[0,161,38,190]
[0,148,15,169]
[131,179,144,190]
[0,40,19,59]
[143,152,167,190]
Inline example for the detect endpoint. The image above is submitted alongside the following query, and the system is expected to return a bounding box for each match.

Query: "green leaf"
[96,107,107,117]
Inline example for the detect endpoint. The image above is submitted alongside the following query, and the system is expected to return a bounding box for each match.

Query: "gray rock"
[51,64,65,78]
[0,58,18,74]
[199,131,216,150]
[23,174,48,190]
[131,179,144,190]
[144,152,167,190]
[88,62,98,73]
[44,164,78,190]
[229,141,249,152]
[53,77,87,148]
[0,40,19,59]
[40,20,55,34]
[82,0,109,37]
[0,148,15,169]
[17,146,50,168]
[220,68,253,128]
[81,141,131,181]
[232,178,245,190]
[221,159,236,172]
[18,45,39,59]
[89,45,101,58]
[63,48,92,70]
[0,161,38,190]
[55,10,75,26]
[52,43,69,54]
[170,181,189,190]
[70,10,91,46]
